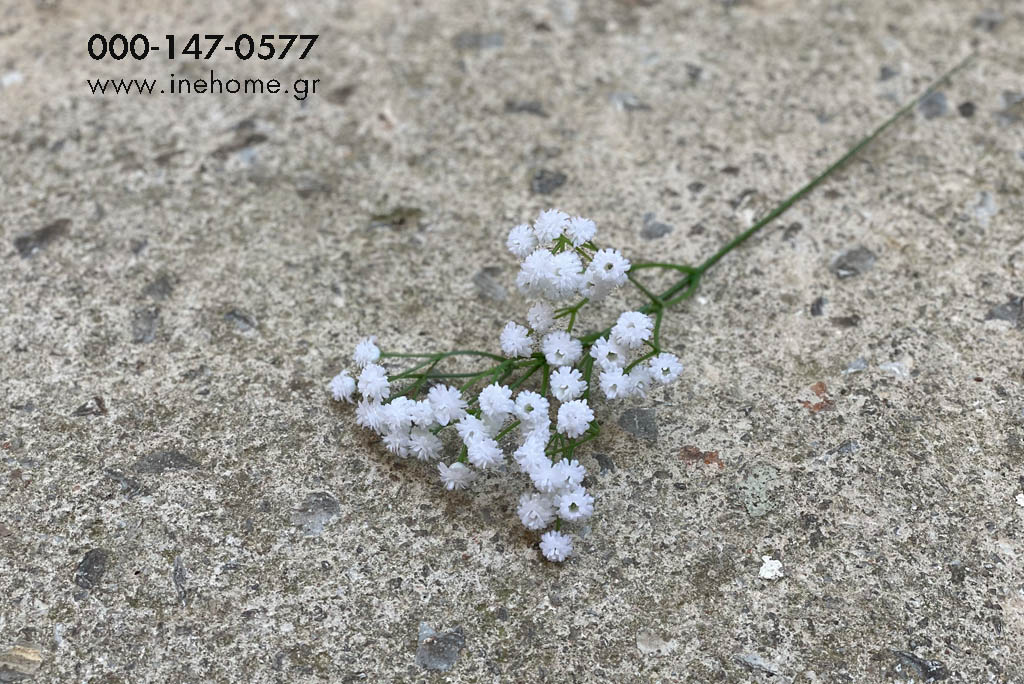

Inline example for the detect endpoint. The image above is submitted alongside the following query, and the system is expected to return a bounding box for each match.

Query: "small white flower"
[627,365,652,398]
[427,385,467,426]
[611,311,654,349]
[456,415,490,446]
[565,216,596,246]
[410,400,436,428]
[590,336,627,370]
[548,251,584,301]
[555,486,594,521]
[758,556,784,580]
[552,458,585,488]
[408,427,443,461]
[516,249,557,299]
[587,248,630,286]
[355,399,385,433]
[557,399,594,439]
[500,321,533,358]
[357,364,390,402]
[542,331,583,367]
[599,366,629,399]
[382,428,410,457]
[549,366,585,402]
[381,396,416,433]
[353,337,381,367]
[478,383,515,420]
[506,223,537,258]
[539,530,573,562]
[527,303,556,333]
[517,492,556,530]
[467,437,504,469]
[534,208,569,243]
[649,353,683,384]
[528,459,562,493]
[438,462,477,490]
[328,371,356,402]
[514,434,547,466]
[515,391,550,426]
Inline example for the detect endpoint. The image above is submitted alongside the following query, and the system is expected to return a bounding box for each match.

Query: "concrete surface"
[1,0,1023,681]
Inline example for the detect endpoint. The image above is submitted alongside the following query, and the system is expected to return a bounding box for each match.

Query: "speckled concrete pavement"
[1,0,1023,681]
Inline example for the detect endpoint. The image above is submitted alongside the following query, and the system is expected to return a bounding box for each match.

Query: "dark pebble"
[830,315,861,328]
[452,31,504,50]
[415,623,465,672]
[73,549,111,591]
[889,651,949,681]
[531,169,566,195]
[505,99,547,117]
[810,296,827,316]
[918,91,948,119]
[640,213,673,240]
[131,307,160,344]
[985,296,1023,327]
[225,309,257,332]
[143,274,176,301]
[830,246,876,279]
[958,101,976,118]
[879,65,899,81]
[326,84,356,106]
[472,267,507,302]
[618,408,658,442]
[291,492,341,536]
[14,218,70,258]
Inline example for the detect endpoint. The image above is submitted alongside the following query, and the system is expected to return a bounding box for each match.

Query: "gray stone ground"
[1,0,1023,681]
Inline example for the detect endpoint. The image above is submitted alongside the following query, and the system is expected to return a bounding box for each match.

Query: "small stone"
[142,274,175,301]
[225,309,257,332]
[830,246,876,279]
[504,99,547,117]
[14,219,70,258]
[530,169,567,195]
[131,307,159,344]
[879,65,899,81]
[829,439,860,456]
[830,315,861,328]
[73,549,110,591]
[758,556,784,580]
[452,31,504,50]
[879,361,909,378]
[972,9,1004,32]
[810,296,827,316]
[958,101,976,118]
[1015,493,1024,508]
[291,492,340,536]
[326,84,356,106]
[918,91,948,119]
[0,642,43,681]
[610,92,651,111]
[594,453,616,473]
[369,207,423,231]
[617,408,658,442]
[640,213,673,240]
[134,450,198,474]
[843,357,868,374]
[636,630,678,656]
[739,464,782,518]
[972,191,998,227]
[734,652,782,676]
[173,555,188,606]
[72,396,107,417]
[472,267,507,302]
[889,651,949,681]
[415,623,465,672]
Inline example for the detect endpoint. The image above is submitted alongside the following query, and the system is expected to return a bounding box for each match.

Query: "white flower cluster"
[329,209,684,563]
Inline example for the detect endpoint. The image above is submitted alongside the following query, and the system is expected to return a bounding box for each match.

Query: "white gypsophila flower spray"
[328,208,688,563]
